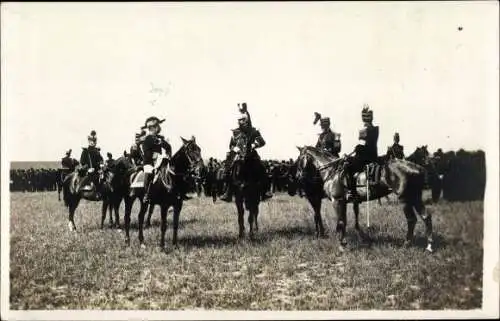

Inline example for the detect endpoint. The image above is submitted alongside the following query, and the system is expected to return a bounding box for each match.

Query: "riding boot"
[143,172,153,204]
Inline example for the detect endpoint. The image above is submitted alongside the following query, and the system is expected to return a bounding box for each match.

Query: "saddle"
[354,162,382,186]
[130,162,175,189]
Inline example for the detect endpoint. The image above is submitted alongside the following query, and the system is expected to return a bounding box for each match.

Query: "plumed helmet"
[88,130,97,142]
[239,102,248,113]
[361,104,373,122]
[320,117,330,126]
[107,152,112,158]
[141,116,165,129]
[66,149,72,155]
[394,132,400,140]
[313,112,322,125]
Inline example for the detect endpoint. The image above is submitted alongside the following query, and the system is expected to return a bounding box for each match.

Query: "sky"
[2,2,499,162]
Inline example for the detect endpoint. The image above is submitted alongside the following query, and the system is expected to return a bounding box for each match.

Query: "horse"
[99,159,133,229]
[295,146,434,252]
[407,145,442,203]
[62,165,112,231]
[123,136,203,249]
[223,140,267,239]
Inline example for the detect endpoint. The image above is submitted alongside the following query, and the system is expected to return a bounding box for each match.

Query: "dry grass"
[10,191,483,310]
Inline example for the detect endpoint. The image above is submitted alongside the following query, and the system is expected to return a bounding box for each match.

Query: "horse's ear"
[180,136,188,144]
[296,146,304,153]
[191,135,196,143]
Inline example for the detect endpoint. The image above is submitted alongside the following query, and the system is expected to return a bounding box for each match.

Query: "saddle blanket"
[130,169,164,189]
[130,171,145,188]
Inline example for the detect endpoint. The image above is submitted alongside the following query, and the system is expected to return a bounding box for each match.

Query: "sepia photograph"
[1,2,499,320]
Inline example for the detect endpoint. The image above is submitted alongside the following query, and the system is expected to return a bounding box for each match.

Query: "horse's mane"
[302,146,338,163]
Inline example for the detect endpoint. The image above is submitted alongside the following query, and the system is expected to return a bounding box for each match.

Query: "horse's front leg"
[137,201,147,248]
[146,204,154,228]
[235,195,245,239]
[101,200,108,229]
[414,200,434,252]
[172,200,183,247]
[332,198,347,248]
[403,202,417,248]
[353,201,370,244]
[124,197,133,246]
[68,198,80,232]
[160,205,168,250]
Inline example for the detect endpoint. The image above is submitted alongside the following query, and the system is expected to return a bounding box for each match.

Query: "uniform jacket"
[316,129,341,157]
[80,146,103,170]
[229,126,266,159]
[142,134,172,165]
[358,125,379,161]
[61,156,78,171]
[387,143,404,159]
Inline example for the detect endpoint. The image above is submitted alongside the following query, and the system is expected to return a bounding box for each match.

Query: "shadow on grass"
[97,217,200,231]
[169,226,318,250]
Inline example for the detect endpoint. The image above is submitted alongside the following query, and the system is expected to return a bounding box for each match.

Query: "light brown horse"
[296,146,434,252]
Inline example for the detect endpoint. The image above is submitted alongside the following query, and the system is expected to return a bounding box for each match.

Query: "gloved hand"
[232,146,241,153]
[250,143,257,150]
[88,168,95,174]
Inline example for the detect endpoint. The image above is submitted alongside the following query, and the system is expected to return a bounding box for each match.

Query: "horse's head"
[295,146,316,181]
[180,136,203,171]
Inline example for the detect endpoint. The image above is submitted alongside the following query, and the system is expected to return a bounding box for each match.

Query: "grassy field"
[9,191,483,310]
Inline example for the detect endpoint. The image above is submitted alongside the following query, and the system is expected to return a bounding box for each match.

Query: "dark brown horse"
[62,166,112,231]
[296,146,434,252]
[407,145,442,203]
[124,137,203,249]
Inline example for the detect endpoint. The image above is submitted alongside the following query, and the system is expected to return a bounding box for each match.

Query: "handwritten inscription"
[149,82,172,106]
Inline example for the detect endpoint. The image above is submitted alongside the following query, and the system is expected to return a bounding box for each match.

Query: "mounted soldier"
[79,130,104,200]
[387,132,405,160]
[220,102,273,202]
[106,152,115,169]
[346,104,380,201]
[139,116,191,204]
[61,149,78,172]
[313,112,341,157]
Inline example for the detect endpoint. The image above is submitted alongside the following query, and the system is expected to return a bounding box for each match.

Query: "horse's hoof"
[140,243,146,249]
[425,243,434,253]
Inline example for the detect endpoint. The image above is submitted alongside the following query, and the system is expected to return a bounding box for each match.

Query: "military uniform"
[220,103,273,202]
[79,131,104,199]
[80,146,104,171]
[387,143,404,159]
[61,150,78,172]
[357,124,379,165]
[313,113,341,157]
[316,129,341,157]
[142,134,172,166]
[346,105,379,201]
